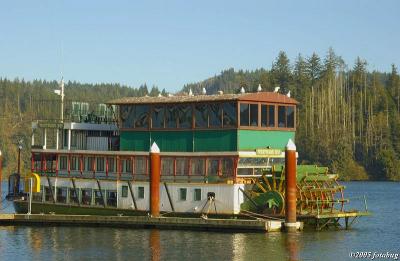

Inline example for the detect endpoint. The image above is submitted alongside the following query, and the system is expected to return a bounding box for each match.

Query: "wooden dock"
[0,214,298,232]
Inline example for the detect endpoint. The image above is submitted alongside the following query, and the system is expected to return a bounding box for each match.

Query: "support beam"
[46,176,56,203]
[67,129,71,150]
[96,179,106,208]
[71,179,80,206]
[56,129,59,150]
[127,180,137,210]
[164,182,175,212]
[43,128,47,149]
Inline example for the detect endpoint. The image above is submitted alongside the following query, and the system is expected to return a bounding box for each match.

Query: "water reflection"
[149,229,160,261]
[285,232,299,261]
[0,182,398,261]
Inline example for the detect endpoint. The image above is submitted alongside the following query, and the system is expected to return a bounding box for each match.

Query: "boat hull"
[13,200,146,216]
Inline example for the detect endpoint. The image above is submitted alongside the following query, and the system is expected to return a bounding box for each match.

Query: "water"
[0,182,399,261]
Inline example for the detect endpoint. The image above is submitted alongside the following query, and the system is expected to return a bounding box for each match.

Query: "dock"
[0,214,299,232]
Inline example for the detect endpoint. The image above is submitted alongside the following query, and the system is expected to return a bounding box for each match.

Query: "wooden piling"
[150,142,161,217]
[284,139,297,232]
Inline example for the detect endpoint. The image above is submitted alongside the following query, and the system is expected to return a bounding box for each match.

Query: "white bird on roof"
[240,87,245,94]
[287,90,291,98]
[257,84,262,92]
[168,93,174,97]
[158,93,162,97]
[202,87,207,95]
[274,86,280,93]
[189,88,193,96]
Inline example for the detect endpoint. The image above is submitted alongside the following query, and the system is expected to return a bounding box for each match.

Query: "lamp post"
[17,142,22,176]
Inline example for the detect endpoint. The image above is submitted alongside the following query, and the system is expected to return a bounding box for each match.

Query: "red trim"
[80,155,83,177]
[43,154,47,173]
[92,156,96,179]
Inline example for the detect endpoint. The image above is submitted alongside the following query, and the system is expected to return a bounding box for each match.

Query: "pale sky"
[0,0,399,92]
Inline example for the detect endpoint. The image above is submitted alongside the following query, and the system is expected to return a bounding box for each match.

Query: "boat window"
[161,157,174,176]
[207,159,220,176]
[177,104,192,128]
[134,105,149,128]
[138,187,145,199]
[107,157,115,173]
[121,186,128,198]
[32,153,41,171]
[71,131,78,148]
[190,158,205,176]
[120,105,135,128]
[152,105,165,128]
[85,157,94,171]
[221,158,234,176]
[223,102,237,127]
[59,156,68,170]
[125,158,132,173]
[268,105,275,127]
[238,157,270,167]
[135,157,147,175]
[71,156,78,171]
[94,190,105,206]
[237,168,253,176]
[261,105,275,127]
[32,189,43,202]
[165,105,177,128]
[250,104,258,126]
[278,106,286,127]
[261,105,267,127]
[107,190,117,207]
[240,103,249,126]
[179,188,187,201]
[287,106,295,128]
[209,103,222,128]
[44,187,53,202]
[97,157,105,172]
[194,188,201,201]
[81,189,92,205]
[56,187,67,203]
[195,104,208,128]
[176,158,188,176]
[69,188,80,204]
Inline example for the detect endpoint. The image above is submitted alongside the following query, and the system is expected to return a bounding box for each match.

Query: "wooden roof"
[107,91,299,105]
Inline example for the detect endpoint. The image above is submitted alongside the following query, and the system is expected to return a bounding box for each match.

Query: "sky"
[0,0,399,92]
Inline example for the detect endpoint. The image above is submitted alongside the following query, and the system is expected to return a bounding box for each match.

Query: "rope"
[240,210,284,221]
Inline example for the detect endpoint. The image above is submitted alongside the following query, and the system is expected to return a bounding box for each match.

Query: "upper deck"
[108,91,298,152]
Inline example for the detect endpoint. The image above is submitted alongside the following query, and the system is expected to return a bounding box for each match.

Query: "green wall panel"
[238,130,295,150]
[150,131,193,152]
[194,130,237,152]
[120,131,150,151]
[120,130,238,152]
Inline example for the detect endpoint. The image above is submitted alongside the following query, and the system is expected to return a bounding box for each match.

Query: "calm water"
[0,182,399,261]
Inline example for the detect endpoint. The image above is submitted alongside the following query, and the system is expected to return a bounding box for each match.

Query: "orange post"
[285,139,297,232]
[150,142,160,217]
[0,150,2,196]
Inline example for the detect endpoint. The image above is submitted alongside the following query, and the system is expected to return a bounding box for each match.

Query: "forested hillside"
[183,49,400,181]
[1,48,399,180]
